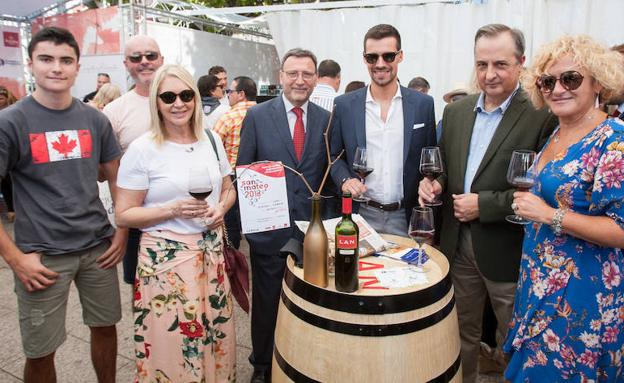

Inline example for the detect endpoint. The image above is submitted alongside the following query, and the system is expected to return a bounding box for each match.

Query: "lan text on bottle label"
[337,235,357,249]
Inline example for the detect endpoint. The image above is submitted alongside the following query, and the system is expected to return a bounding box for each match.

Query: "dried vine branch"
[225,103,342,201]
[315,105,343,197]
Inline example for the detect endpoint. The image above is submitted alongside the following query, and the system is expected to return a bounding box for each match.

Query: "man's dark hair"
[208,65,226,76]
[363,24,401,52]
[197,74,220,98]
[345,81,366,93]
[408,77,430,91]
[28,27,80,59]
[280,48,317,71]
[318,59,341,78]
[234,76,257,101]
[474,24,525,62]
[97,73,110,79]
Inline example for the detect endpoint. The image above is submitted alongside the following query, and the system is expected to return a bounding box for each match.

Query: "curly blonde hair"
[522,35,624,109]
[148,64,205,145]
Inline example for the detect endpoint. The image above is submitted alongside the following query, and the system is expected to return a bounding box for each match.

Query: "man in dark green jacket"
[419,24,557,382]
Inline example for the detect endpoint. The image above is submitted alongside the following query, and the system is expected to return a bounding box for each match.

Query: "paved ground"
[0,219,503,382]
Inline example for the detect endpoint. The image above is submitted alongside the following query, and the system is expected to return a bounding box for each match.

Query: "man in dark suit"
[419,24,557,382]
[331,24,436,236]
[237,48,331,383]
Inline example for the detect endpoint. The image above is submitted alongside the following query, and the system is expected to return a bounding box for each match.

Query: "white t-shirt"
[102,90,151,153]
[117,131,232,234]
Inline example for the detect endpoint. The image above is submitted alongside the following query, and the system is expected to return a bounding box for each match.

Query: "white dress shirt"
[364,84,404,204]
[282,94,309,137]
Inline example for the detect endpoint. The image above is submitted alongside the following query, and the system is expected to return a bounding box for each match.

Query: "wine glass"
[408,206,435,269]
[419,146,444,206]
[188,167,213,224]
[505,150,536,225]
[352,147,374,203]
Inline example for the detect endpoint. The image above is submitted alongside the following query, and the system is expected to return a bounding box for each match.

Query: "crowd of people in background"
[0,19,623,383]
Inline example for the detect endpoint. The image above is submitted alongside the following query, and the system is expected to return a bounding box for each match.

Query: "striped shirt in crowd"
[309,84,338,112]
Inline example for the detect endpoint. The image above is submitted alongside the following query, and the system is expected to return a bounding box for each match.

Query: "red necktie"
[612,109,621,118]
[292,107,305,161]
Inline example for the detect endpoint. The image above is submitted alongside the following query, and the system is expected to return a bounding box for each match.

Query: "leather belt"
[365,199,403,212]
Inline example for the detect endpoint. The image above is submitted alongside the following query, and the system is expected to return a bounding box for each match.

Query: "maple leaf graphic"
[51,134,77,158]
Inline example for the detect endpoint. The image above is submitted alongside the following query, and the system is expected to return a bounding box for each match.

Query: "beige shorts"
[14,241,122,359]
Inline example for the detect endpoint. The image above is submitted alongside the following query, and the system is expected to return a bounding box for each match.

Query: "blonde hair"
[523,35,624,109]
[90,83,121,110]
[148,64,205,145]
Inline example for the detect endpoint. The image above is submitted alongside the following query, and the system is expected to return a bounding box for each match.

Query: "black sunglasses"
[363,50,401,64]
[158,90,195,104]
[536,70,584,93]
[127,52,160,64]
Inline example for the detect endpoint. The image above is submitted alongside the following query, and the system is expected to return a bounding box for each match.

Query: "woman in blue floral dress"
[504,36,624,381]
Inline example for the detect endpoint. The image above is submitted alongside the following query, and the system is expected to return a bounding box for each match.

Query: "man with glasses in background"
[82,72,110,103]
[330,23,436,236]
[213,76,257,249]
[237,48,330,383]
[206,65,231,130]
[103,35,164,285]
[418,24,556,382]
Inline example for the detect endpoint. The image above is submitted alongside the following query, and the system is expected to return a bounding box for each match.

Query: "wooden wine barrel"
[272,234,461,383]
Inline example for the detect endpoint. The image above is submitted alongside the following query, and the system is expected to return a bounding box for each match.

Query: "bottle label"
[337,235,357,249]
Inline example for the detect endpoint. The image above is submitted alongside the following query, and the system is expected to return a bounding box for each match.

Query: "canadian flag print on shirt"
[29,130,92,164]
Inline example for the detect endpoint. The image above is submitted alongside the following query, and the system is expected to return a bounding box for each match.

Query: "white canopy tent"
[263,0,624,116]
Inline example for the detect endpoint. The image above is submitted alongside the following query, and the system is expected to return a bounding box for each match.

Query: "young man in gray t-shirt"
[0,27,127,382]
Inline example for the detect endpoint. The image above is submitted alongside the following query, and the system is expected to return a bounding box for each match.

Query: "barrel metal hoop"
[427,351,462,383]
[274,345,322,383]
[280,289,455,336]
[284,264,452,314]
[274,335,461,383]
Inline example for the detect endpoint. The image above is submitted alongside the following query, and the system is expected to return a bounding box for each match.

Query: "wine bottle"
[303,195,328,287]
[335,192,359,293]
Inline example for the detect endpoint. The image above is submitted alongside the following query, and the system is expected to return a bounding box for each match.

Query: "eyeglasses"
[158,90,195,104]
[283,71,316,81]
[363,50,401,64]
[225,89,240,95]
[536,70,584,93]
[126,52,160,64]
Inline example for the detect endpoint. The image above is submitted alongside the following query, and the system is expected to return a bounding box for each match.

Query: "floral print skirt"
[134,229,235,383]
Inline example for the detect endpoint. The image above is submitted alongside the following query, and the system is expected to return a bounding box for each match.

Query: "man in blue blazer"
[331,24,436,235]
[237,48,331,383]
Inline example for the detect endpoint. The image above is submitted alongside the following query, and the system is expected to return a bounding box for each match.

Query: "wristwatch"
[551,208,568,235]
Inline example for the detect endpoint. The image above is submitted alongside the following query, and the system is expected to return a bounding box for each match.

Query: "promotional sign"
[236,162,290,234]
[0,25,26,98]
[32,6,121,55]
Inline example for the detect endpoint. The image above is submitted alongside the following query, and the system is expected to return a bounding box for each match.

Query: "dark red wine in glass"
[189,189,213,200]
[352,147,372,202]
[420,147,444,206]
[352,164,374,179]
[408,206,434,268]
[510,176,535,192]
[505,150,536,225]
[420,164,443,179]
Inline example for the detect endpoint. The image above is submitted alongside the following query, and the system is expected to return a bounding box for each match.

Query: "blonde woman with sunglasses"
[503,36,624,382]
[115,64,236,382]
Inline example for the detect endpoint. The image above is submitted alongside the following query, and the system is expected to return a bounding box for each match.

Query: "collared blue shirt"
[463,85,519,193]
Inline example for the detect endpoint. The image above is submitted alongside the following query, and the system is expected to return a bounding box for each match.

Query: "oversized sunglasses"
[536,70,584,93]
[158,90,195,104]
[363,50,401,64]
[127,52,160,63]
